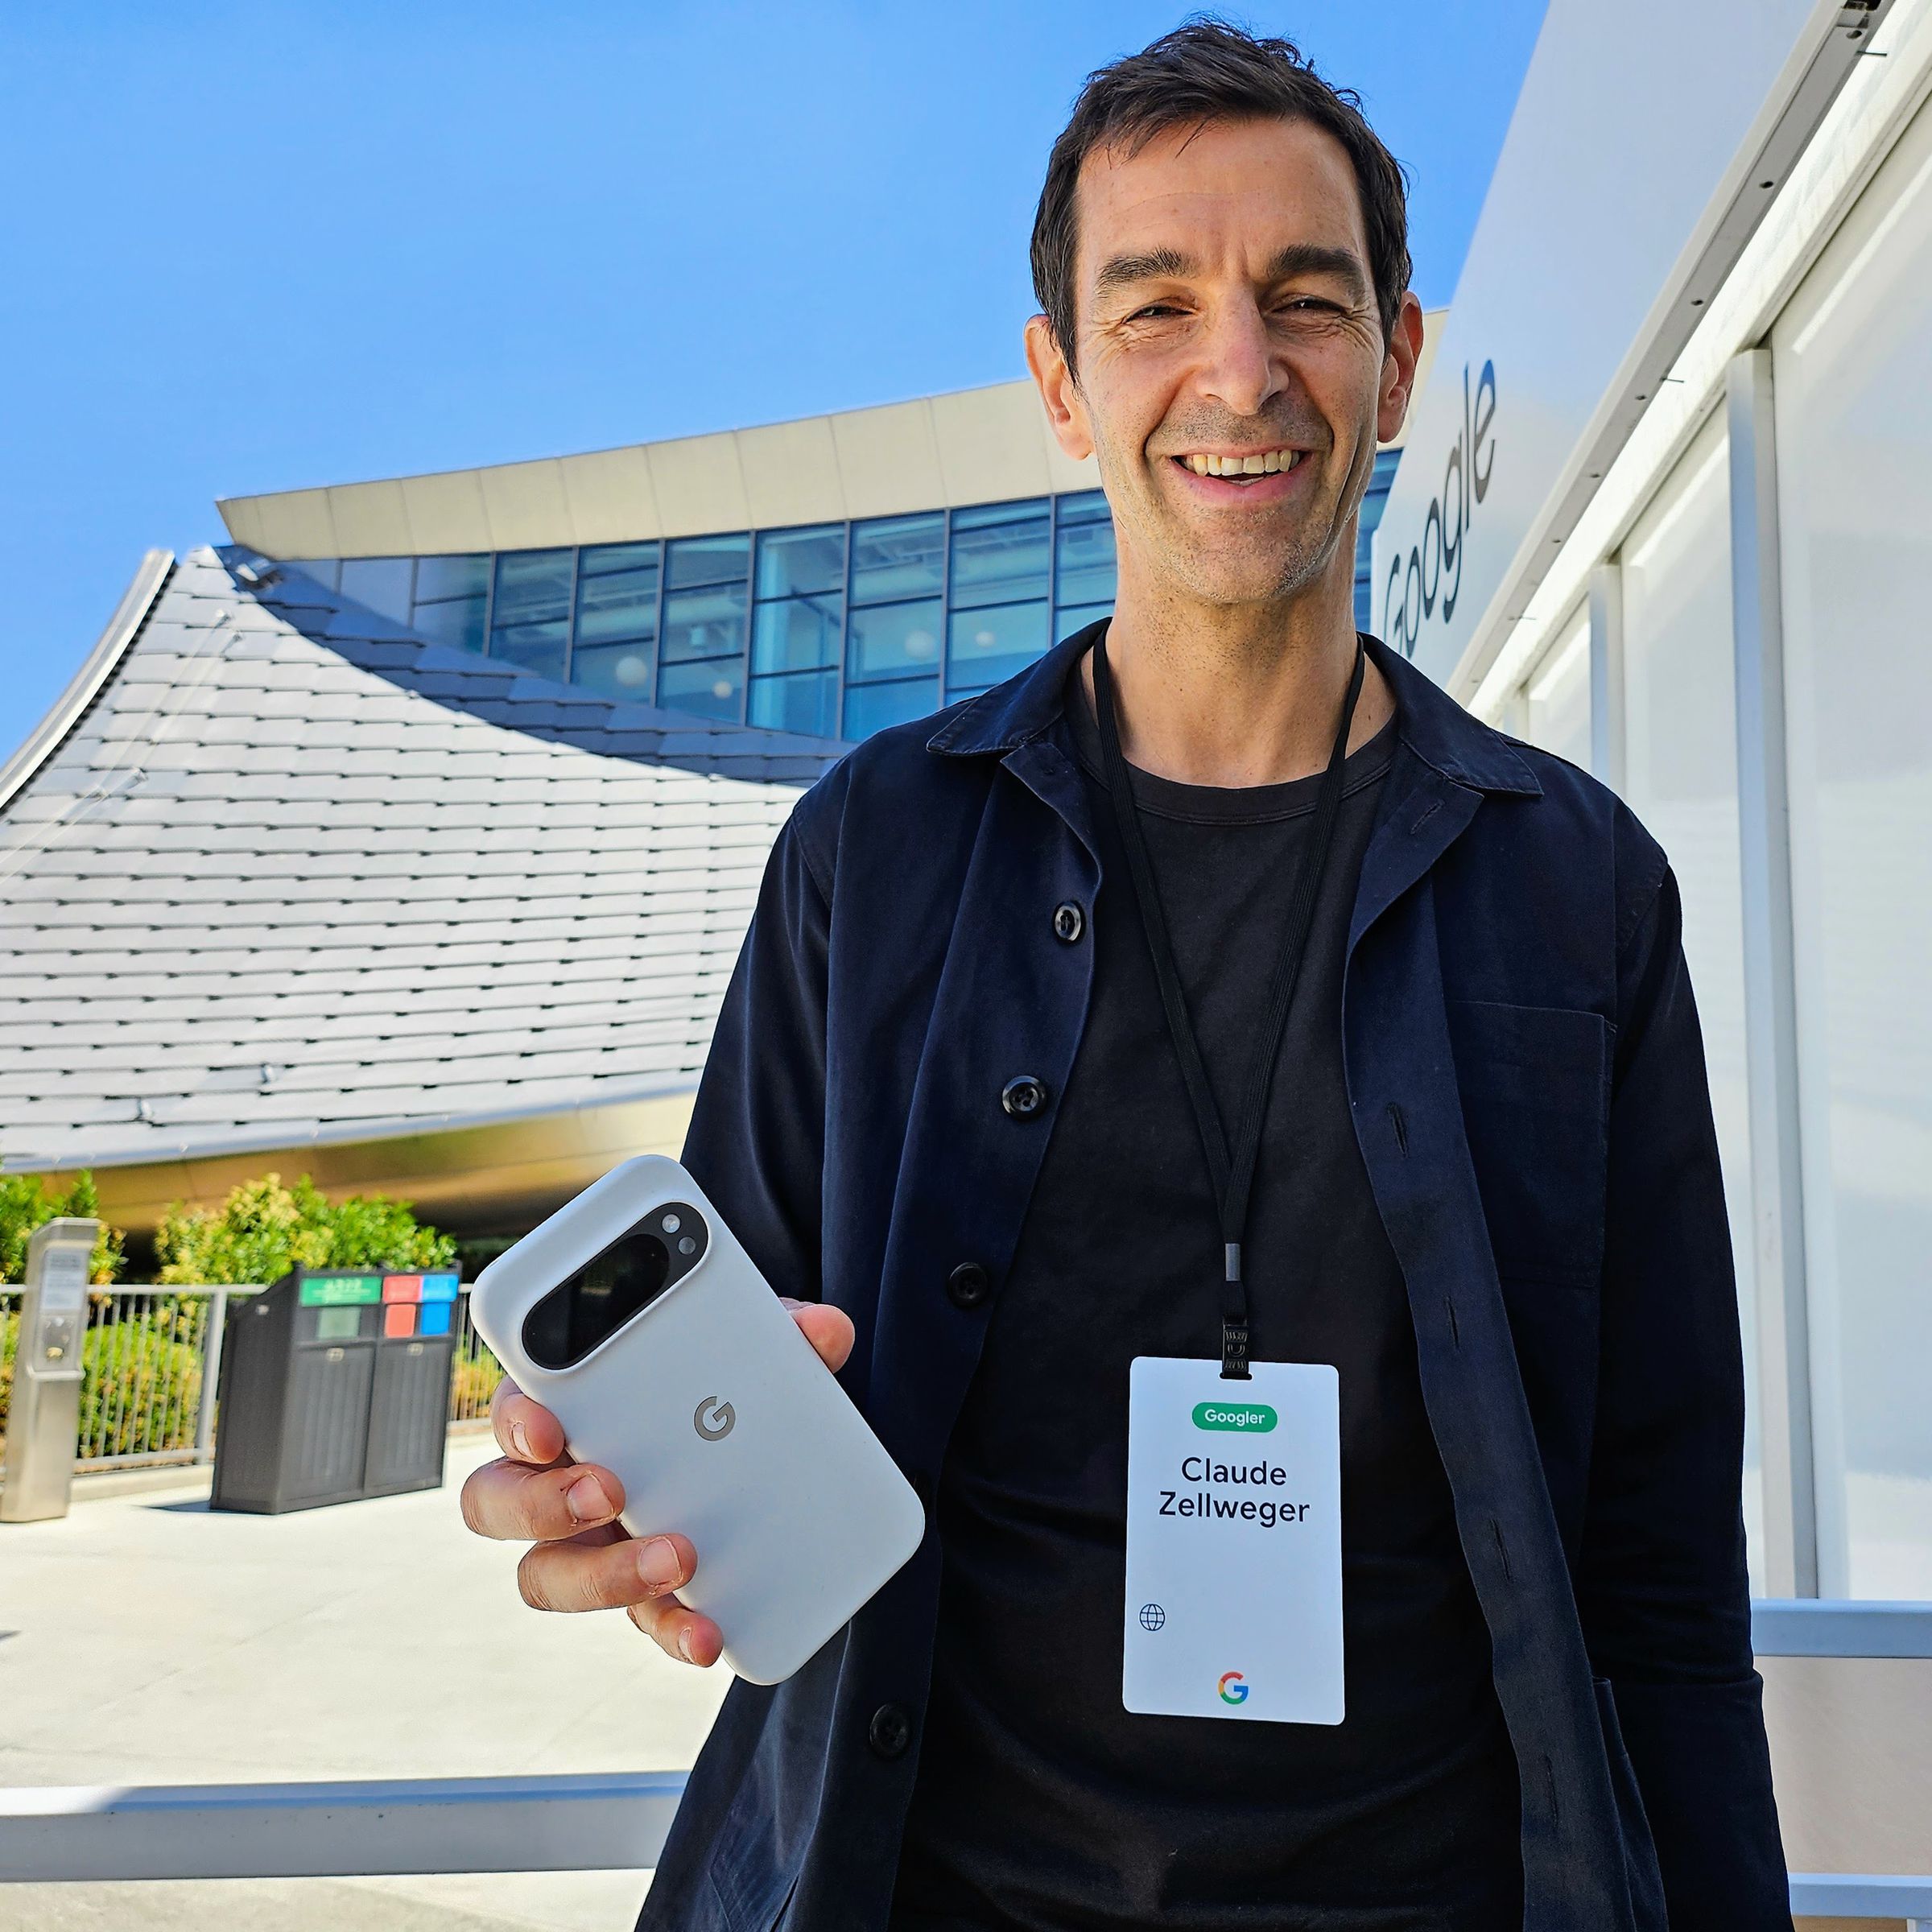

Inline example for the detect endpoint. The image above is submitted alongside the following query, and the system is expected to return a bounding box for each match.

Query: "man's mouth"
[1169,448,1307,485]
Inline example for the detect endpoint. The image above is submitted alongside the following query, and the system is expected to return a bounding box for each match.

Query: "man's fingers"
[460,1454,627,1542]
[490,1379,568,1467]
[781,1298,856,1374]
[626,1592,724,1667]
[517,1530,698,1614]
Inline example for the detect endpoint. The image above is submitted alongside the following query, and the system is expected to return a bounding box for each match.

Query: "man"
[463,22,1789,1930]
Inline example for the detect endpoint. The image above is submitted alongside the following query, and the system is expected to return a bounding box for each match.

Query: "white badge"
[1122,1356,1344,1724]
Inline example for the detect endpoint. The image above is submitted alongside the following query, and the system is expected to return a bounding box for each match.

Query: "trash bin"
[211,1267,460,1513]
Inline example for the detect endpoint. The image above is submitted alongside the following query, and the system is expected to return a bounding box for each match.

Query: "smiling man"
[463,22,1789,1931]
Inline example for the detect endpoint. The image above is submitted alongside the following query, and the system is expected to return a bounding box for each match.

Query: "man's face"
[1030,116,1419,613]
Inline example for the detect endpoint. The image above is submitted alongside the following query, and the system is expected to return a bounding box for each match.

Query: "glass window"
[338,556,415,625]
[1054,603,1113,643]
[949,499,1050,609]
[662,580,748,667]
[757,524,845,601]
[842,675,939,740]
[749,667,839,737]
[1771,94,1932,1599]
[658,654,744,720]
[290,558,340,592]
[850,514,944,605]
[1055,500,1117,611]
[571,641,658,700]
[848,598,943,683]
[666,532,749,590]
[411,595,486,654]
[415,554,489,602]
[1519,608,1591,769]
[1619,409,1761,1586]
[579,541,659,579]
[752,597,841,676]
[1356,448,1403,634]
[751,523,844,738]
[947,598,1049,695]
[489,548,572,681]
[574,547,659,654]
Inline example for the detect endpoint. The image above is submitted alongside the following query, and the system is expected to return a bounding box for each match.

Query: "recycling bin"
[211,1266,460,1513]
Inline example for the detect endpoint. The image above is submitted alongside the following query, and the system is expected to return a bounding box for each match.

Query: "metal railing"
[0,1284,504,1478]
[448,1290,506,1427]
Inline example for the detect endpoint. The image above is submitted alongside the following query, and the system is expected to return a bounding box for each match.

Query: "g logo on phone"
[693,1395,735,1441]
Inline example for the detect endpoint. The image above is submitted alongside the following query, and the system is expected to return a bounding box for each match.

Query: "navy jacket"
[637,629,1788,1932]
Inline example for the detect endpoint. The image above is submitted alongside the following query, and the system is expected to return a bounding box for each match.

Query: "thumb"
[779,1298,856,1373]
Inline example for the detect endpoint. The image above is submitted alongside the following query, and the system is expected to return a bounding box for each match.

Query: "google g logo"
[1217,1671,1249,1706]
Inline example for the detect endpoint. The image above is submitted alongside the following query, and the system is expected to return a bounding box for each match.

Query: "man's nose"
[1192,299,1283,422]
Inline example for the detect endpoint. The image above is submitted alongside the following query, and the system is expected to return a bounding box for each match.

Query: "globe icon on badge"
[1138,1603,1166,1632]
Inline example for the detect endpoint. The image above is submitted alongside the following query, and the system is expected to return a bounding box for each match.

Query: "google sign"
[1381,358,1497,659]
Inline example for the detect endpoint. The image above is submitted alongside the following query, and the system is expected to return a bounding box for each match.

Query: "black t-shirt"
[889,662,1522,1930]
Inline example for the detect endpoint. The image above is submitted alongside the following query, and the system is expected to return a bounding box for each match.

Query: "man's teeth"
[1179,450,1304,477]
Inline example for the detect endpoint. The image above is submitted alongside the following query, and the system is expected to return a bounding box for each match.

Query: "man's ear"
[1376,292,1426,446]
[1026,313,1094,462]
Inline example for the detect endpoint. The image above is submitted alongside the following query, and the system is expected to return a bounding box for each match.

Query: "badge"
[1122,1356,1344,1724]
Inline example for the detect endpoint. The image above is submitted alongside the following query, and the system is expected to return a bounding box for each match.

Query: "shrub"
[74,1311,206,1458]
[0,1173,125,1285]
[450,1338,506,1420]
[155,1174,456,1286]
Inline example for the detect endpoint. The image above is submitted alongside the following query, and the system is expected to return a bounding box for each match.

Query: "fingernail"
[637,1538,683,1591]
[677,1624,697,1663]
[510,1421,532,1461]
[566,1473,609,1521]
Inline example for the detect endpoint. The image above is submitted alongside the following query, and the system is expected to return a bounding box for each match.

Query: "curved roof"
[0,546,842,1183]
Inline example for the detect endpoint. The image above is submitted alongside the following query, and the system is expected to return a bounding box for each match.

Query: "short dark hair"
[1030,18,1411,370]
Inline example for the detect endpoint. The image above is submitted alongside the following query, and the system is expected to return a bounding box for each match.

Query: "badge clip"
[1220,1319,1251,1381]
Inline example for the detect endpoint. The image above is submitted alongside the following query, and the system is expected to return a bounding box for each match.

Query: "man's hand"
[459,1297,856,1666]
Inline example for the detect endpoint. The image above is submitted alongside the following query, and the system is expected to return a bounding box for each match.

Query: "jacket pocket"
[1594,1677,1670,1932]
[1447,999,1610,1287]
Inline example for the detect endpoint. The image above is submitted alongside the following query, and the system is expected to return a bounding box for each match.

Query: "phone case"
[469,1154,925,1683]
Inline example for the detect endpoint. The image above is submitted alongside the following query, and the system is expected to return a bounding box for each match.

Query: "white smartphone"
[469,1154,925,1684]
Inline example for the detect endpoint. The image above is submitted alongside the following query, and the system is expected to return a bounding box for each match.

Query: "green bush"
[74,1311,206,1457]
[450,1337,506,1421]
[155,1173,456,1286]
[0,1303,206,1456]
[0,1173,125,1285]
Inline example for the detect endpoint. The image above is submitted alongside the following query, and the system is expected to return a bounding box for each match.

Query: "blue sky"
[0,2,1546,763]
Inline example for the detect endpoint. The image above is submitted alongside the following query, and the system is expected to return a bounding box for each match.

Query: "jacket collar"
[926,619,1541,800]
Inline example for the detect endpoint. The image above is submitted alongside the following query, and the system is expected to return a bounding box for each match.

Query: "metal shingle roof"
[0,547,845,1174]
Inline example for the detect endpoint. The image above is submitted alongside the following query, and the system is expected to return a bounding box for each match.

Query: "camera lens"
[522,1226,671,1369]
[679,1236,696,1254]
[662,1213,680,1232]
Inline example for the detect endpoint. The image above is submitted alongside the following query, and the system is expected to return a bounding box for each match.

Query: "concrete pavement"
[0,1435,730,1930]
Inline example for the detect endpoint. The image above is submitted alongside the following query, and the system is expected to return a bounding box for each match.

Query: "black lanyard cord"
[1092,630,1367,1380]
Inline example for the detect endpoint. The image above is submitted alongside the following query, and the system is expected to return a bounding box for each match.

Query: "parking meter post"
[1,1218,97,1524]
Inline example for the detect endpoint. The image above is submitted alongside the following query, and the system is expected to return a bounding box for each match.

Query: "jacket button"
[1001,1075,1048,1119]
[868,1702,913,1761]
[1052,900,1085,943]
[947,1261,991,1310]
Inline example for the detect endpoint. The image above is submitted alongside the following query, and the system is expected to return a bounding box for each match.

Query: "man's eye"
[1128,303,1183,320]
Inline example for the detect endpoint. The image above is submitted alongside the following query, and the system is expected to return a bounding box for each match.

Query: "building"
[0,357,1437,1254]
[1368,0,1932,1894]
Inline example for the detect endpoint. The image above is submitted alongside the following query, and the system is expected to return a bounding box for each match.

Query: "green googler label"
[1192,1401,1278,1432]
[299,1274,383,1307]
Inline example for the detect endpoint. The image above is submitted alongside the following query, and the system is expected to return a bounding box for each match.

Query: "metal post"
[1,1220,97,1523]
[194,1287,229,1463]
[1727,348,1818,1600]
[1587,561,1625,791]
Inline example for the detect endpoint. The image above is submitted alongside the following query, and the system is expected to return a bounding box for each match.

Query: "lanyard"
[1091,632,1367,1381]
